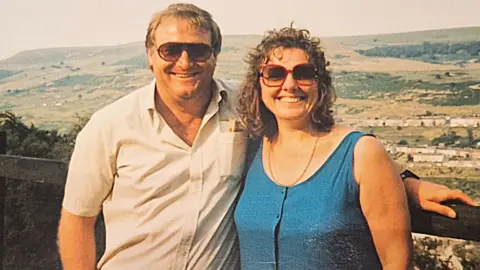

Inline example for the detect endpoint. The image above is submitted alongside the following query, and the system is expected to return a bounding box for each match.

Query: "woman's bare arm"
[354,136,413,270]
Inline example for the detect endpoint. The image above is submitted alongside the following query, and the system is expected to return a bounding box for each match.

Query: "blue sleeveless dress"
[234,131,382,270]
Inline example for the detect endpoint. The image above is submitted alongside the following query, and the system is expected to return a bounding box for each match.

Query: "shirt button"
[276,213,280,218]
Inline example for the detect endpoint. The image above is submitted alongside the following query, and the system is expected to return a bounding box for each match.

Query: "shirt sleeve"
[62,112,116,217]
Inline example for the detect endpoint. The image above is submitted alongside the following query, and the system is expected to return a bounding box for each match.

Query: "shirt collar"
[142,79,157,112]
[141,78,229,128]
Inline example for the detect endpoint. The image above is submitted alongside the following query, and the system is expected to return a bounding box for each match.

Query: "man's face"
[148,17,216,102]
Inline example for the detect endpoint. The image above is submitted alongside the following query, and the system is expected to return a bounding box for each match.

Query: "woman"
[234,26,413,269]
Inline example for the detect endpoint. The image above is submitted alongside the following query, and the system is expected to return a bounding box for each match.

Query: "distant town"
[384,143,480,168]
[359,116,480,128]
[338,116,480,169]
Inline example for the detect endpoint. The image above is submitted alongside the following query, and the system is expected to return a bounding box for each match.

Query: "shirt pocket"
[218,131,248,179]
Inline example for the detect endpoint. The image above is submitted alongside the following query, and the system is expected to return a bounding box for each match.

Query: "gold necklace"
[268,135,320,187]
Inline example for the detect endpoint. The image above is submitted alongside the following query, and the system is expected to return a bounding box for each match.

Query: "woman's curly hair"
[237,26,336,140]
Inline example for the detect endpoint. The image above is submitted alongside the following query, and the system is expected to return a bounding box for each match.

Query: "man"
[57,3,476,270]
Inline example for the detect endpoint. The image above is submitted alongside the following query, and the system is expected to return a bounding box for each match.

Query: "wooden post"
[0,131,6,270]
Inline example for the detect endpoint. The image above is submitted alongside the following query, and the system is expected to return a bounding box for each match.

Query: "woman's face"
[259,47,319,124]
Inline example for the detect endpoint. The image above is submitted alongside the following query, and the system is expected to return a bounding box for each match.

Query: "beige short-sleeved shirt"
[62,78,248,270]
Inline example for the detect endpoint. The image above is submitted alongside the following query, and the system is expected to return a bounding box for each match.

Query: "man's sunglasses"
[259,64,318,87]
[156,42,213,62]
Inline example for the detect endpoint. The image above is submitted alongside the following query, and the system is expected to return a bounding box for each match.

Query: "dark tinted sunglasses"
[156,42,213,62]
[259,63,318,87]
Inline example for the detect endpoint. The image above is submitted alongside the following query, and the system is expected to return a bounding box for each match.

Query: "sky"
[1,0,479,60]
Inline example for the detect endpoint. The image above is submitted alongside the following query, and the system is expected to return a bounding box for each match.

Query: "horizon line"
[2,25,479,61]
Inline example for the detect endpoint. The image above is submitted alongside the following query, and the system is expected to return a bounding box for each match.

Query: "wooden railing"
[0,131,479,269]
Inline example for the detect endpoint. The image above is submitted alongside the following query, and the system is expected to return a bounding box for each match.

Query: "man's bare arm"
[58,209,98,270]
[392,161,477,218]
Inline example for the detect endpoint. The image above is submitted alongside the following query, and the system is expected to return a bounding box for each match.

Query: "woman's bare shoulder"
[328,124,357,140]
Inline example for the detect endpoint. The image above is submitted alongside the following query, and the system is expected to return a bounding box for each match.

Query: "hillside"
[328,26,480,49]
[0,27,479,132]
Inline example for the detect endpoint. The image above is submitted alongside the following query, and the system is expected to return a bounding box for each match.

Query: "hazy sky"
[1,0,479,60]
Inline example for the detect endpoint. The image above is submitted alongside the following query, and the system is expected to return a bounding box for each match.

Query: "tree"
[431,130,463,146]
[0,111,66,158]
[0,110,95,269]
[0,110,90,160]
[467,128,474,145]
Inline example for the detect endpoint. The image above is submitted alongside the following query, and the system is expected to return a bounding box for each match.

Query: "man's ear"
[147,48,155,71]
[147,48,154,63]
[212,52,218,63]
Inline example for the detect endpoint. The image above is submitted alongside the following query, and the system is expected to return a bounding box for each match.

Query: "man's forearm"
[393,161,417,194]
[392,160,406,176]
[58,210,97,270]
[392,161,421,207]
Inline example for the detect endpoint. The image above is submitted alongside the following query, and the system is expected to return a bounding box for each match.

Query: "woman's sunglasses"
[156,42,213,62]
[259,63,318,87]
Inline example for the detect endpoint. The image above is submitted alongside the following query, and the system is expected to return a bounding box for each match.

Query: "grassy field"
[333,71,480,105]
[1,68,479,132]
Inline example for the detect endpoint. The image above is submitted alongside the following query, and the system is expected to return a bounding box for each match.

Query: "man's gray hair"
[145,3,222,56]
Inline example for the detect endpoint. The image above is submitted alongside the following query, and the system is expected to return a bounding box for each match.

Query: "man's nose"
[175,51,193,69]
[281,73,297,91]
